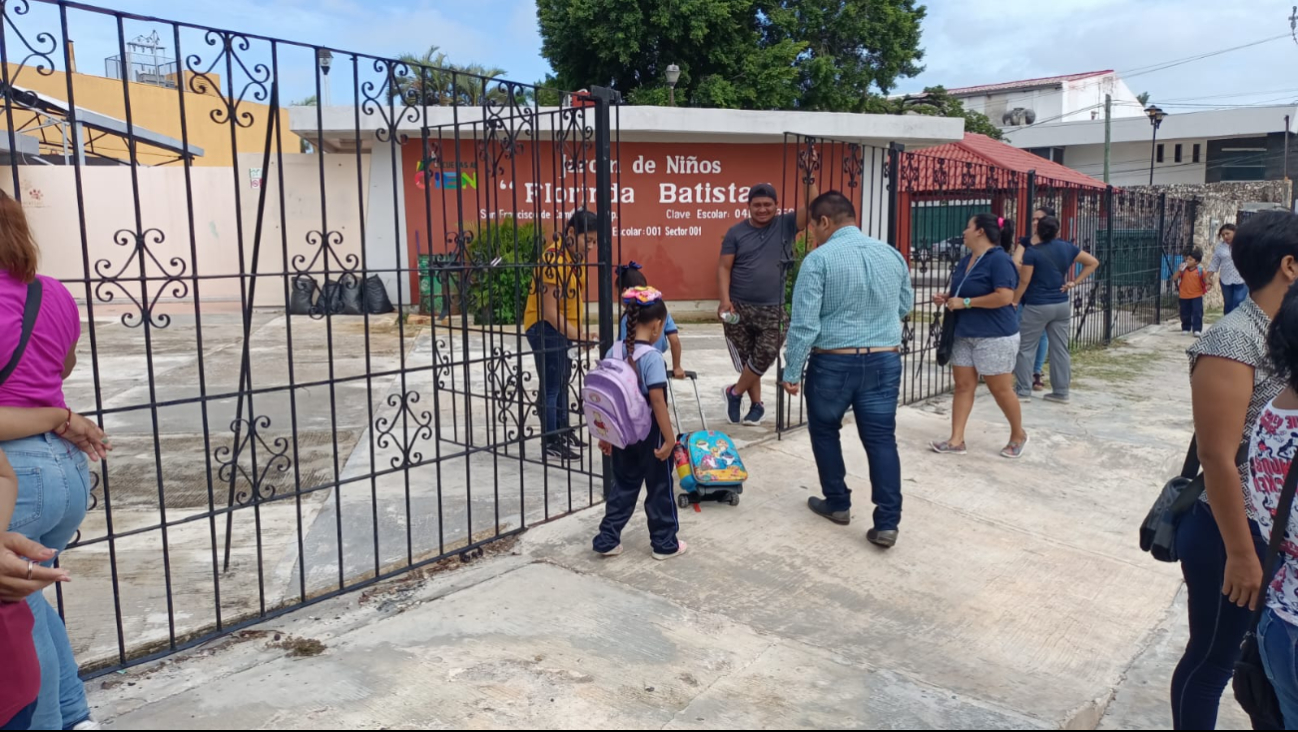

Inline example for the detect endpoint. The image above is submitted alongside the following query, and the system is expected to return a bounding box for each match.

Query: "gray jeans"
[1015,302,1072,397]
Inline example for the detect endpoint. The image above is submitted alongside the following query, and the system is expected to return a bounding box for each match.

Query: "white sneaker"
[1193,331,1202,337]
[653,540,688,561]
[72,721,102,731]
[598,545,623,558]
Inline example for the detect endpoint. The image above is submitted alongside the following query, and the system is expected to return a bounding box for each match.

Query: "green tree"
[1136,91,1151,107]
[536,0,926,111]
[393,45,454,105]
[889,86,1003,140]
[759,0,927,111]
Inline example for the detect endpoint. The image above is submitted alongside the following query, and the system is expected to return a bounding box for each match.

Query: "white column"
[365,142,407,306]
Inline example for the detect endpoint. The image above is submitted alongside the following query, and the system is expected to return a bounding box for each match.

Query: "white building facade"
[944,70,1145,128]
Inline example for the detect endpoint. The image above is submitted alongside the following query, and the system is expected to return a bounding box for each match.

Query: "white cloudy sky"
[23,0,1298,110]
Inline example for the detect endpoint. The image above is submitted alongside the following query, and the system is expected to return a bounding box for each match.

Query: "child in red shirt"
[1175,248,1211,336]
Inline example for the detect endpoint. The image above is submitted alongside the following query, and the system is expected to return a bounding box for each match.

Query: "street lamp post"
[665,64,680,107]
[317,49,334,107]
[1145,104,1166,186]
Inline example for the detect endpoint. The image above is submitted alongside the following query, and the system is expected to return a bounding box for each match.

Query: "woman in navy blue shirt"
[932,214,1028,459]
[1012,215,1099,403]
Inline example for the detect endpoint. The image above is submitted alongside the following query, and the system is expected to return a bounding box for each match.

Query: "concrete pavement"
[79,324,1235,729]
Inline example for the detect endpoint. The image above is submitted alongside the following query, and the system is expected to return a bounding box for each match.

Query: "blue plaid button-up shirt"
[782,226,914,384]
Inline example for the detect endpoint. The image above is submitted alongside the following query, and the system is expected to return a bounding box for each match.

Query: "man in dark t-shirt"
[717,179,815,426]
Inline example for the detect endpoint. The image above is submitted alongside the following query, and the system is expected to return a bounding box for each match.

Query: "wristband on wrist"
[54,408,72,436]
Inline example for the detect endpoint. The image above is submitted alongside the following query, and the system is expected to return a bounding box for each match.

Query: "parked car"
[913,235,964,264]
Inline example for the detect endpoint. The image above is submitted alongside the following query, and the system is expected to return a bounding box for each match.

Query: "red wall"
[401,140,805,301]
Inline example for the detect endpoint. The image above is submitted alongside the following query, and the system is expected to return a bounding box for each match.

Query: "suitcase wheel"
[677,493,692,509]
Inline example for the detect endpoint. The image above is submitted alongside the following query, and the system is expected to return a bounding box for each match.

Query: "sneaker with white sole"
[71,721,103,731]
[723,386,743,425]
[653,540,688,561]
[598,544,623,558]
[742,403,765,426]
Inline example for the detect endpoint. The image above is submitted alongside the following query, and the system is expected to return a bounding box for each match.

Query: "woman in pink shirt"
[0,190,108,730]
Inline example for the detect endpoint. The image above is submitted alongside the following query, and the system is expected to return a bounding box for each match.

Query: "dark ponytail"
[622,299,667,365]
[1269,280,1298,392]
[972,213,1016,253]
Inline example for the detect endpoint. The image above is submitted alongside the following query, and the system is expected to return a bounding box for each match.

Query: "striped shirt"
[782,226,914,383]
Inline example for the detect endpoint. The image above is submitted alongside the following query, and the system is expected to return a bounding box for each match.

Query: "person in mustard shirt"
[524,209,597,461]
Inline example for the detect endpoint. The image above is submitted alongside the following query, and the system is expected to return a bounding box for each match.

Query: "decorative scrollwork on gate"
[374,390,436,469]
[293,229,360,277]
[484,347,537,443]
[842,143,864,191]
[479,80,536,177]
[214,415,293,506]
[359,58,423,145]
[94,228,189,329]
[1,0,55,88]
[185,30,270,128]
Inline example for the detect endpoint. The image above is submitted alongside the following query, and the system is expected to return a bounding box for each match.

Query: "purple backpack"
[582,343,655,449]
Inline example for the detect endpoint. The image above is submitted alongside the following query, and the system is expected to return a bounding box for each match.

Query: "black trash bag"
[339,275,365,315]
[363,275,394,314]
[289,275,318,315]
[315,279,345,316]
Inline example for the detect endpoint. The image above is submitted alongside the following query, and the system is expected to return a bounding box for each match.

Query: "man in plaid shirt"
[781,191,914,548]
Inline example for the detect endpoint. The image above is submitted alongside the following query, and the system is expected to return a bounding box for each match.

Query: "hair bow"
[616,261,643,275]
[997,217,1005,228]
[621,286,662,305]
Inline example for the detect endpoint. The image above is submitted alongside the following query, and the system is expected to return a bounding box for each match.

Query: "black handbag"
[1140,438,1247,563]
[1233,455,1298,731]
[936,255,983,368]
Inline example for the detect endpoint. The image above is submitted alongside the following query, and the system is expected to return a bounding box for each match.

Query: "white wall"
[4,153,369,308]
[961,89,1064,127]
[1061,141,1207,186]
[960,73,1147,129]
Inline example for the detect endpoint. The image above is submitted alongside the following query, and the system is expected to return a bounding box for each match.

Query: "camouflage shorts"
[723,303,789,376]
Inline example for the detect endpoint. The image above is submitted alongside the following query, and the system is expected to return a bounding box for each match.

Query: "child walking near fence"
[1175,248,1211,336]
[592,287,687,560]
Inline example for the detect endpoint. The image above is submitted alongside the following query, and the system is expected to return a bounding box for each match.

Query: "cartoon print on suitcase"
[685,431,747,485]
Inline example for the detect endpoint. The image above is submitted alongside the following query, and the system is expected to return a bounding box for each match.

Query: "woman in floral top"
[1174,211,1298,730]
[1249,277,1298,727]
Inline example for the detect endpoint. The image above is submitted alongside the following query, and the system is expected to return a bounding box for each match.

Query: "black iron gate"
[0,0,617,675]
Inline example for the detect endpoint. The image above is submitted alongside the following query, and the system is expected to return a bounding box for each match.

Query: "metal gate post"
[1026,170,1036,219]
[1104,185,1115,345]
[591,85,619,494]
[1155,192,1167,325]
[886,142,903,248]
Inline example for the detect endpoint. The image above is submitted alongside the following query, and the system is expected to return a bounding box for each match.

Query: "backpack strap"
[0,279,43,388]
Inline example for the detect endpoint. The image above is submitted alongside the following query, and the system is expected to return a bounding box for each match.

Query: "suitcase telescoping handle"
[667,370,706,433]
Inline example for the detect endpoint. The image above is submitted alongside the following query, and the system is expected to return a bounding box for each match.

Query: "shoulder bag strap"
[1252,452,1298,630]
[0,279,43,388]
[1170,437,1249,513]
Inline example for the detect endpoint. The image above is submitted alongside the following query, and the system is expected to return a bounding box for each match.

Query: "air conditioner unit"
[1001,107,1037,126]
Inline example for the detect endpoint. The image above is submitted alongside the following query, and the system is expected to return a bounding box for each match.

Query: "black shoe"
[807,497,850,525]
[867,529,898,549]
[545,438,581,462]
[742,402,766,426]
[723,385,743,425]
[564,431,587,448]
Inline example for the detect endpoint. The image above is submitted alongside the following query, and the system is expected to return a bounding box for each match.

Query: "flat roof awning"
[1,82,204,162]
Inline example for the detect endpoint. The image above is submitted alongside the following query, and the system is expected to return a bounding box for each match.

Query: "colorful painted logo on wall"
[414,157,478,190]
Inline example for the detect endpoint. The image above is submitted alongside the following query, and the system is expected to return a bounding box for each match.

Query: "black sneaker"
[564,431,587,448]
[742,402,765,426]
[723,385,743,425]
[544,438,580,462]
[807,496,850,525]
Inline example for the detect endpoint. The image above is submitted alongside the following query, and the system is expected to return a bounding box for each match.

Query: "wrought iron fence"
[0,0,619,676]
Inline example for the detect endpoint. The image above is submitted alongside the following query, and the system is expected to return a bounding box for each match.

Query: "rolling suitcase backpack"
[668,372,747,507]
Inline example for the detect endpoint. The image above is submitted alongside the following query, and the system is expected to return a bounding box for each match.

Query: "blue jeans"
[1033,331,1048,374]
[4,433,92,731]
[1179,297,1204,333]
[525,322,572,439]
[805,352,903,531]
[1171,500,1268,730]
[1260,607,1298,729]
[1222,283,1249,315]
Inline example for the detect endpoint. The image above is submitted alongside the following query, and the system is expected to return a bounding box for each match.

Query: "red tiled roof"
[914,133,1108,190]
[945,70,1112,97]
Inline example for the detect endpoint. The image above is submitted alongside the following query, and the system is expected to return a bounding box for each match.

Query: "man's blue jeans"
[525,322,572,439]
[804,352,903,531]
